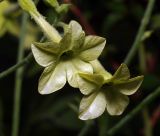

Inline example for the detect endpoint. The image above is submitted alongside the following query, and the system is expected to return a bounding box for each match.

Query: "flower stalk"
[11,12,28,136]
[18,0,62,43]
[124,0,155,66]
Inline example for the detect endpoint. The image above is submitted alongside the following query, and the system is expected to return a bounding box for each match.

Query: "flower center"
[101,82,113,90]
[61,50,74,61]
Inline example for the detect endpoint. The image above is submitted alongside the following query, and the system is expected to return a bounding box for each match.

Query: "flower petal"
[79,36,106,61]
[65,61,78,88]
[69,20,85,50]
[90,60,112,80]
[105,87,129,115]
[33,42,60,54]
[38,62,66,94]
[65,58,93,88]
[114,76,144,95]
[72,58,93,73]
[79,91,107,120]
[78,72,104,85]
[59,30,72,53]
[31,43,58,67]
[112,63,130,81]
[77,75,100,95]
[59,21,85,53]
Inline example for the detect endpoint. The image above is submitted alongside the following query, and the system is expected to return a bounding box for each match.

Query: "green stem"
[138,43,147,73]
[107,86,160,136]
[139,44,152,136]
[124,0,155,65]
[11,12,28,136]
[0,53,32,79]
[0,35,46,80]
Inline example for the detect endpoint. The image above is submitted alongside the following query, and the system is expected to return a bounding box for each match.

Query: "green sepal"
[79,72,104,86]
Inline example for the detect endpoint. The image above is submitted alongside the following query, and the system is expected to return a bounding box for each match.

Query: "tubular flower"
[31,20,106,94]
[78,63,144,120]
[18,0,106,94]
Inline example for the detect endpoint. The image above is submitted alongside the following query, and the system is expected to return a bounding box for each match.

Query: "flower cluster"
[19,0,144,120]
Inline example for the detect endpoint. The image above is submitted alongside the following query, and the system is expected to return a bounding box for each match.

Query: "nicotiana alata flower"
[18,0,106,94]
[31,21,106,94]
[78,63,144,120]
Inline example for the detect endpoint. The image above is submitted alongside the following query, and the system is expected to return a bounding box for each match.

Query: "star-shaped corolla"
[78,63,144,120]
[31,20,106,94]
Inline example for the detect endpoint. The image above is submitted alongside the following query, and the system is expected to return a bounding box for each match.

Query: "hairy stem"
[107,86,160,136]
[11,12,28,136]
[124,0,155,65]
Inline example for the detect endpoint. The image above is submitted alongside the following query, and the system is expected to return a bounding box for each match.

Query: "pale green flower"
[31,21,106,94]
[18,0,106,94]
[78,62,144,120]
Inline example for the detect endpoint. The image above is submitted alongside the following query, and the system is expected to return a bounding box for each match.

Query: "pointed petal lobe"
[79,91,107,120]
[79,36,106,61]
[38,63,66,94]
[114,76,144,95]
[65,61,78,88]
[112,63,130,81]
[77,75,99,95]
[31,43,57,67]
[105,87,129,115]
[69,20,85,50]
[71,58,93,73]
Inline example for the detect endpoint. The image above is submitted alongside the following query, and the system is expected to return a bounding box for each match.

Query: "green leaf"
[114,76,144,95]
[105,87,129,115]
[31,44,57,67]
[79,36,106,61]
[79,91,107,120]
[38,62,66,94]
[112,63,130,81]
